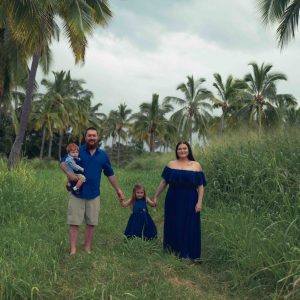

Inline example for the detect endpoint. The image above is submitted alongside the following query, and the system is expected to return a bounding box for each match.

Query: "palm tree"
[0,27,28,115]
[2,0,112,169]
[31,84,68,159]
[131,94,173,152]
[212,73,247,134]
[113,103,132,166]
[165,76,212,146]
[102,110,118,147]
[265,93,297,127]
[240,62,287,133]
[257,0,300,48]
[285,107,300,127]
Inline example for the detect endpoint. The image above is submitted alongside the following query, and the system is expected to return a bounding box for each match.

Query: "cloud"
[36,0,300,115]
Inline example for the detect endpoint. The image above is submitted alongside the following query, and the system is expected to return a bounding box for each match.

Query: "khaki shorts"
[67,193,100,225]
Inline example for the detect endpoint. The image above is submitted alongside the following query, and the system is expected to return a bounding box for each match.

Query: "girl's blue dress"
[162,166,207,259]
[124,198,157,239]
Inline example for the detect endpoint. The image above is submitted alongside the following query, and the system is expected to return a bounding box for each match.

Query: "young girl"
[120,183,157,240]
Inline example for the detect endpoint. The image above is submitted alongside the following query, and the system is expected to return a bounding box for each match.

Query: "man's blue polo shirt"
[65,145,114,199]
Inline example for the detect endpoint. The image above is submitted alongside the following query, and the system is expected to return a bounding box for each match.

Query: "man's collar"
[82,144,100,154]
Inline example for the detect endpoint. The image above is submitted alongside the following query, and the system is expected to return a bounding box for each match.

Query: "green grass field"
[0,130,299,299]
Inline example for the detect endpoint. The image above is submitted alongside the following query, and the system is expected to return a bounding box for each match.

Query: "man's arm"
[107,175,125,200]
[67,158,84,173]
[60,162,79,182]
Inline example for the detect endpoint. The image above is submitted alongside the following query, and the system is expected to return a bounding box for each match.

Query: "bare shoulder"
[167,160,177,168]
[193,161,202,171]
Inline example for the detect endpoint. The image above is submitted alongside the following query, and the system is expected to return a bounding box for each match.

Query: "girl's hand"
[153,197,158,206]
[195,202,202,213]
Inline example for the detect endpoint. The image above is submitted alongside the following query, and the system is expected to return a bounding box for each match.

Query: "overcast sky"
[38,0,300,114]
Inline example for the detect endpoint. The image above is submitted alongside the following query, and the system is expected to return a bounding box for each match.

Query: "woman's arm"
[153,179,168,206]
[146,197,156,207]
[195,185,204,213]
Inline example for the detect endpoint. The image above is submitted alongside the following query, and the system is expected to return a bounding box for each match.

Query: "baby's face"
[69,149,79,158]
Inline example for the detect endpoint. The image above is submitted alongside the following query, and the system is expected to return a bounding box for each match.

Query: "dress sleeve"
[196,171,207,187]
[161,167,171,182]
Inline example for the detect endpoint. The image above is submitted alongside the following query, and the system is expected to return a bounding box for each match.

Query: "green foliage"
[198,130,300,298]
[0,129,299,298]
[126,152,173,170]
[0,162,237,299]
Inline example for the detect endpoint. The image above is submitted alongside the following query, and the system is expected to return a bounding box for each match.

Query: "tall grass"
[0,130,299,299]
[195,130,300,299]
[0,160,238,299]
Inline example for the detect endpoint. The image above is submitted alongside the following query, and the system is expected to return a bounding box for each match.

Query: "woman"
[153,141,206,260]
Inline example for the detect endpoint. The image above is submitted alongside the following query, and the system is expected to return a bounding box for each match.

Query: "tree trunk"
[48,134,53,159]
[187,115,193,148]
[8,53,40,169]
[40,125,46,159]
[117,134,120,167]
[189,128,193,148]
[258,104,262,135]
[218,112,225,135]
[58,132,63,161]
[150,131,155,152]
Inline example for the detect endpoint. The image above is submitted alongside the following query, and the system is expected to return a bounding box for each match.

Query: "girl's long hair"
[175,141,195,161]
[130,183,146,206]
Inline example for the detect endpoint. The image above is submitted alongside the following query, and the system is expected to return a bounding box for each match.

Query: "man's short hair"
[85,127,98,136]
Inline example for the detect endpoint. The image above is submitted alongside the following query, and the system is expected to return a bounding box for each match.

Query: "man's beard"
[87,140,97,149]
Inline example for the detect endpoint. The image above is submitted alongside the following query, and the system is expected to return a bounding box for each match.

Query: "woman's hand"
[195,201,202,213]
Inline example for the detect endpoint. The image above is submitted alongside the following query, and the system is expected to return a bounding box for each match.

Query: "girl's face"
[135,188,145,199]
[177,143,189,159]
[69,149,79,158]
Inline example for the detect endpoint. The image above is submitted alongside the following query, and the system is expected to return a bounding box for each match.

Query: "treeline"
[1,63,300,165]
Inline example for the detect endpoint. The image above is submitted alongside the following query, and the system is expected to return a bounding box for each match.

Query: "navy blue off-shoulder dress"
[124,198,157,240]
[161,166,206,259]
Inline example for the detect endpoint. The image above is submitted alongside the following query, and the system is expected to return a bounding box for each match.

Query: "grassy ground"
[0,130,299,299]
[0,164,242,299]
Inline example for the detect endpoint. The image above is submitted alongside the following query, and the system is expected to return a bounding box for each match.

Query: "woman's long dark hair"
[175,141,195,161]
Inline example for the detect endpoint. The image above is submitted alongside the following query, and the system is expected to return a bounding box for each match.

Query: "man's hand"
[68,174,79,182]
[60,162,79,182]
[116,188,125,201]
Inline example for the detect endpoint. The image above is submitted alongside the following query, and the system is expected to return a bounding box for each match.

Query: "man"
[60,127,125,255]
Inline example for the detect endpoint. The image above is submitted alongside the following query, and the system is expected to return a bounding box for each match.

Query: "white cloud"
[37,0,300,115]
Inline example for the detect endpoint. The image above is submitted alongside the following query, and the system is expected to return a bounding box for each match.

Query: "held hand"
[116,189,125,201]
[195,202,202,213]
[153,197,158,206]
